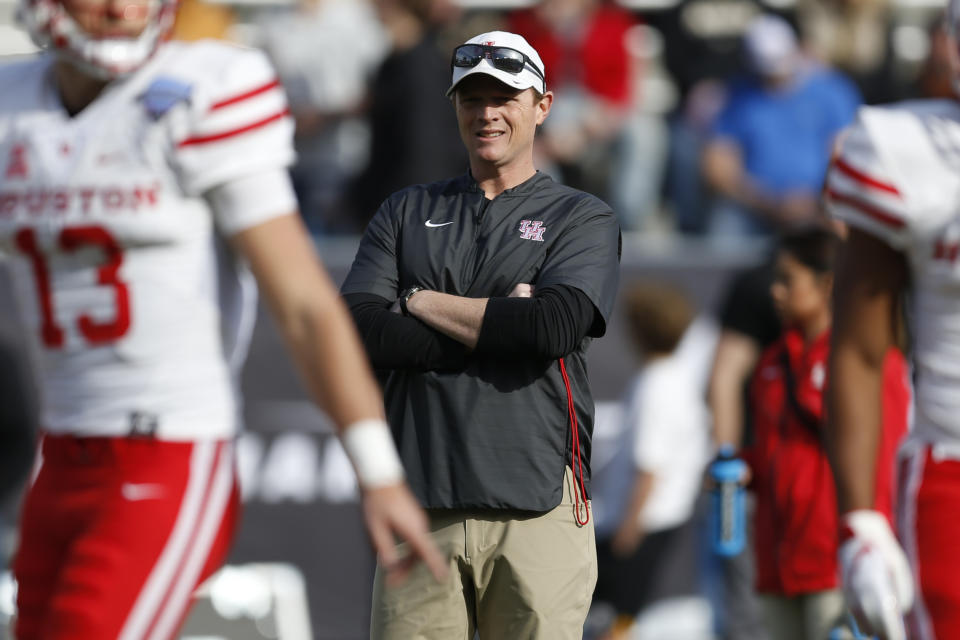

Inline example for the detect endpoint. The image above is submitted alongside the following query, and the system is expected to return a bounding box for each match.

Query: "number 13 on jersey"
[15,225,131,348]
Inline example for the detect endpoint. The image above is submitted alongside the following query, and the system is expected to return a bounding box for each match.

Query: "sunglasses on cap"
[452,44,546,86]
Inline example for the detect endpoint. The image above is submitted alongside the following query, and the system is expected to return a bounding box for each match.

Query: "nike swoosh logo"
[425,220,455,228]
[121,483,166,501]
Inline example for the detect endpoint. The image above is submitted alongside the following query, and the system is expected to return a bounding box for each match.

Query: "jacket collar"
[457,170,551,197]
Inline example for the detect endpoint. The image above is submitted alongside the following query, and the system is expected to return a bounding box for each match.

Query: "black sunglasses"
[452,44,546,87]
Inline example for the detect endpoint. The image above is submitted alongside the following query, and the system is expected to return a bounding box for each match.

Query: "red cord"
[559,358,590,526]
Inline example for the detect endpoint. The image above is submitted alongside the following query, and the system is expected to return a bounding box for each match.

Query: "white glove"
[838,510,914,640]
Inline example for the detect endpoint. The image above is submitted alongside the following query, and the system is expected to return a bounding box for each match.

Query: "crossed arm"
[345,283,596,368]
[405,290,489,349]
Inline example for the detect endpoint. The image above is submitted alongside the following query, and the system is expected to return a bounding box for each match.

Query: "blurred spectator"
[257,0,387,232]
[744,227,909,640]
[796,0,897,104]
[701,15,860,240]
[665,79,728,235]
[345,0,466,233]
[649,0,764,102]
[653,0,761,235]
[170,0,236,41]
[592,283,715,637]
[710,261,781,452]
[508,0,661,231]
[705,260,780,640]
[613,24,674,235]
[915,13,955,99]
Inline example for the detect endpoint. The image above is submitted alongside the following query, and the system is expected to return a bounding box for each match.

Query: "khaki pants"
[759,590,851,640]
[371,468,597,640]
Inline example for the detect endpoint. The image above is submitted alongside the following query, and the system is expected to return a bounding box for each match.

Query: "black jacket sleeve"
[474,284,595,360]
[344,292,469,371]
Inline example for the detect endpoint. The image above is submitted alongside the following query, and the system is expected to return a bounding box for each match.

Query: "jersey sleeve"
[535,200,620,336]
[173,47,295,199]
[204,168,298,236]
[340,197,401,300]
[824,111,913,251]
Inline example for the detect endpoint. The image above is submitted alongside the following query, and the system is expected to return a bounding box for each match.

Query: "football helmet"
[17,0,178,79]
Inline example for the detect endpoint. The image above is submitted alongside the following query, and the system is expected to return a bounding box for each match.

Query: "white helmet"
[17,0,178,79]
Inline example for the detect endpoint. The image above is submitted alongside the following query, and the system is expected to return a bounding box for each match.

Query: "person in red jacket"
[745,226,909,640]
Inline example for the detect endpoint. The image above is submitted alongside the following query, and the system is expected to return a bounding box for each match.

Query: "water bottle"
[710,445,747,557]
[829,612,876,640]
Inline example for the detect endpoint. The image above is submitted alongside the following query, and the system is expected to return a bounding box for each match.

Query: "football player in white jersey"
[825,1,960,638]
[0,0,445,636]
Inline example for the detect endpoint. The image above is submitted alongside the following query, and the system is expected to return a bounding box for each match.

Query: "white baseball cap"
[447,31,547,97]
[744,14,799,78]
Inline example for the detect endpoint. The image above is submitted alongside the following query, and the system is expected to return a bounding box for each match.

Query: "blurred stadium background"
[0,0,948,637]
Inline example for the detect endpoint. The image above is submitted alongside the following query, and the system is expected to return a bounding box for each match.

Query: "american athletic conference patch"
[140,77,193,119]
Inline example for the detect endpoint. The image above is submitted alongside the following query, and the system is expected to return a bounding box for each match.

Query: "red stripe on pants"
[13,435,240,640]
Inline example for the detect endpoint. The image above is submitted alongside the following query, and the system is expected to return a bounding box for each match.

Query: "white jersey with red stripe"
[826,98,960,447]
[0,40,295,440]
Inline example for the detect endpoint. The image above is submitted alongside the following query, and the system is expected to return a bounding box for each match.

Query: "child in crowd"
[592,283,715,638]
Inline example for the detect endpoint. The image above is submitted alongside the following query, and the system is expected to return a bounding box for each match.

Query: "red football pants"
[898,444,960,640]
[14,435,239,640]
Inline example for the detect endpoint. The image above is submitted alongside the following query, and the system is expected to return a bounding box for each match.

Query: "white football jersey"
[0,40,296,440]
[826,99,960,446]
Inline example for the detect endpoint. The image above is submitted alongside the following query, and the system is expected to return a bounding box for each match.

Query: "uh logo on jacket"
[518,219,546,242]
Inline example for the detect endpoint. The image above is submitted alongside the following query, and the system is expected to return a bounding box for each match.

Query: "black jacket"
[342,172,620,511]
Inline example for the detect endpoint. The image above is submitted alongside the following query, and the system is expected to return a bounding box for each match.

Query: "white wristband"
[341,419,405,489]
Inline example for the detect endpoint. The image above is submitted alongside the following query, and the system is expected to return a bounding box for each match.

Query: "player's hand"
[509,283,534,298]
[361,482,448,586]
[839,510,914,640]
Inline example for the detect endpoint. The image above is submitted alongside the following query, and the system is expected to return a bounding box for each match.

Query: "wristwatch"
[399,286,424,316]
